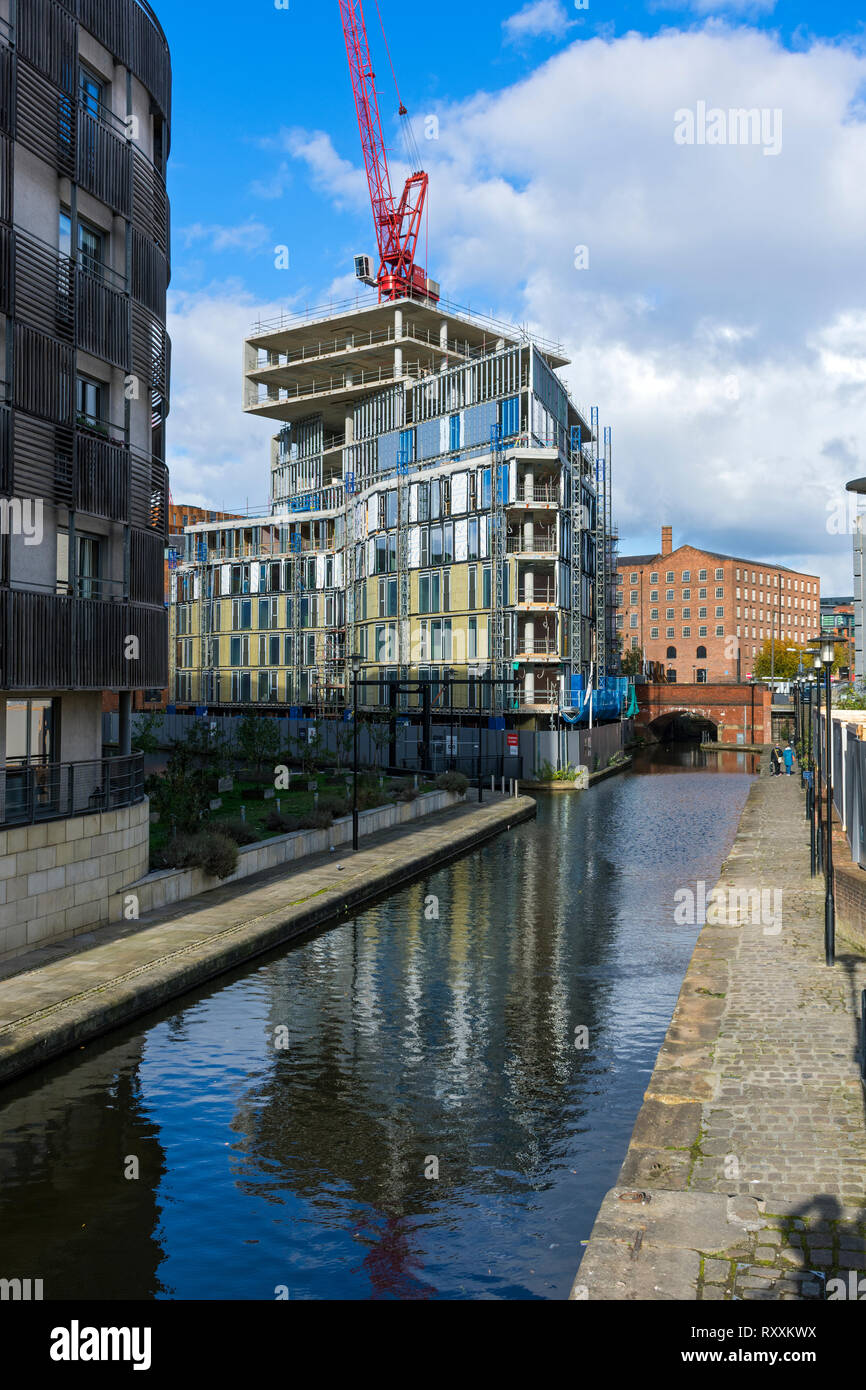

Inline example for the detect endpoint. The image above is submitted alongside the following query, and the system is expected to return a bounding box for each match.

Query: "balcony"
[509,485,560,507]
[0,754,145,829]
[507,533,558,556]
[516,585,557,608]
[2,590,167,691]
[515,639,560,661]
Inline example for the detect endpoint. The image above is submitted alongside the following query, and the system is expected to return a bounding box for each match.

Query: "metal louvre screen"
[77,110,132,216]
[0,223,10,315]
[76,269,131,369]
[17,0,77,95]
[16,60,75,178]
[76,0,130,68]
[0,134,10,225]
[76,434,130,523]
[129,1,171,124]
[10,413,57,500]
[0,39,12,136]
[13,324,74,424]
[131,227,168,318]
[0,404,11,493]
[13,229,74,340]
[130,526,164,605]
[132,150,169,253]
[4,590,167,689]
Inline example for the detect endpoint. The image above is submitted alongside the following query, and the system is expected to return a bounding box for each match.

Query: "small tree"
[335,720,355,773]
[236,714,282,781]
[292,720,324,778]
[131,710,165,757]
[621,646,644,678]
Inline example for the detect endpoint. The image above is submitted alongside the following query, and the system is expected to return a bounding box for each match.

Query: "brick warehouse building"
[617,527,821,684]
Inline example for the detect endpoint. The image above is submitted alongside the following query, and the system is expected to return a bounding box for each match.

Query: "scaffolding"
[570,425,584,681]
[491,424,507,714]
[397,445,410,689]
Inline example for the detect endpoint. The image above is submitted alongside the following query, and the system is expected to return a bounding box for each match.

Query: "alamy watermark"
[0,497,43,546]
[674,102,782,157]
[674,881,783,935]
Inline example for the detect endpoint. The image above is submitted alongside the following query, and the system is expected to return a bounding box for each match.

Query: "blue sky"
[158,0,866,588]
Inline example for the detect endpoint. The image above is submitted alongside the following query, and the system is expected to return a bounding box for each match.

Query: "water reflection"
[0,751,755,1301]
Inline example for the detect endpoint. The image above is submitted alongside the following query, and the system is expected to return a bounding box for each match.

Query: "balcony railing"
[516,639,559,656]
[507,534,558,554]
[511,486,560,504]
[0,754,145,828]
[2,590,167,690]
[517,587,556,605]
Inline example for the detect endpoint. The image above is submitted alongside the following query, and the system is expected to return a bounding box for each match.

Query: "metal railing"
[516,639,559,656]
[507,535,558,554]
[254,319,481,370]
[511,486,560,504]
[517,588,557,605]
[0,754,145,828]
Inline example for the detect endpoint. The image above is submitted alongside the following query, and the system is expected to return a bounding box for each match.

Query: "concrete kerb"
[0,795,536,1087]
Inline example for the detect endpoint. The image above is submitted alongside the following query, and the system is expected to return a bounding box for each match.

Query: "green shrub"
[318,797,350,819]
[156,832,239,880]
[219,818,261,847]
[396,786,419,803]
[265,809,302,834]
[435,772,469,796]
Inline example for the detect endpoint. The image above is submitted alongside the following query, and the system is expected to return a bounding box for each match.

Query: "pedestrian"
[784,743,795,777]
[770,745,781,776]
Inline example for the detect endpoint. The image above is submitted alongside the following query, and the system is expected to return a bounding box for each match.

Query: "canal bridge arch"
[635,682,772,746]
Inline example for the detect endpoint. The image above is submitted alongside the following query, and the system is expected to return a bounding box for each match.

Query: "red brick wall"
[618,542,821,684]
[637,682,773,744]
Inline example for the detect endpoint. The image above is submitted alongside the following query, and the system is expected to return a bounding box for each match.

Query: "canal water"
[0,745,757,1301]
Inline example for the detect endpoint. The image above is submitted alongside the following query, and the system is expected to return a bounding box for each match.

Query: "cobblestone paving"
[574,768,866,1301]
[691,772,866,1299]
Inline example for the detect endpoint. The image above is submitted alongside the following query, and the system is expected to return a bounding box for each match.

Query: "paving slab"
[573,766,866,1301]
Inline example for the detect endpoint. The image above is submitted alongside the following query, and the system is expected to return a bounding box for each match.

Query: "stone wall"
[0,801,150,961]
[107,788,465,922]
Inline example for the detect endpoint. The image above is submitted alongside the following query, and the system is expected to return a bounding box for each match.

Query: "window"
[699,570,707,581]
[650,591,659,603]
[379,577,398,617]
[650,628,659,639]
[715,625,725,637]
[75,534,101,599]
[482,566,492,609]
[666,608,675,620]
[76,375,106,430]
[79,66,104,117]
[666,646,677,659]
[696,669,707,685]
[630,615,638,629]
[698,627,707,638]
[715,606,724,618]
[699,607,707,619]
[500,395,520,438]
[630,591,638,604]
[682,570,691,582]
[650,609,659,621]
[682,626,691,637]
[450,414,461,452]
[715,568,724,581]
[696,645,707,659]
[630,572,638,584]
[715,587,724,599]
[699,588,707,600]
[468,616,478,659]
[666,589,674,601]
[666,627,675,639]
[468,565,478,610]
[5,699,56,767]
[667,669,677,683]
[682,588,691,600]
[650,572,659,583]
[682,607,691,620]
[78,220,105,277]
[666,572,675,583]
[398,428,416,467]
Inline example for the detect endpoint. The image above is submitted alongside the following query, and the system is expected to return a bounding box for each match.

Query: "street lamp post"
[813,656,823,875]
[351,654,361,852]
[822,640,836,968]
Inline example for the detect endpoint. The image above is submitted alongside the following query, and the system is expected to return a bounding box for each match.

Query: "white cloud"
[173,24,866,592]
[179,221,272,254]
[166,285,281,513]
[503,1,574,43]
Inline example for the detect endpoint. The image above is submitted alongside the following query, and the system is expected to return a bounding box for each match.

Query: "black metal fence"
[0,753,145,827]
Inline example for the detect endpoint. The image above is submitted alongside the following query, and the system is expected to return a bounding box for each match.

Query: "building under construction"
[168,1,621,729]
[168,291,619,727]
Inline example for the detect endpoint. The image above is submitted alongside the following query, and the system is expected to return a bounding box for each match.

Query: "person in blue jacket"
[784,743,795,776]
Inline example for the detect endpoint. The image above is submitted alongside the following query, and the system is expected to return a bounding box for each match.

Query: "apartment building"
[170,296,617,725]
[0,0,171,957]
[618,527,820,683]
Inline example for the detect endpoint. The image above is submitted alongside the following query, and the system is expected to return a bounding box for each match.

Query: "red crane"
[338,0,438,303]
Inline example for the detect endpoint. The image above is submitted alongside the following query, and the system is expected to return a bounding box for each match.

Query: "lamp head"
[821,640,835,667]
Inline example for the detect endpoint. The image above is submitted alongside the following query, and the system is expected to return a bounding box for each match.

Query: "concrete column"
[524,518,534,551]
[524,618,534,657]
[525,670,535,705]
[524,467,534,502]
[394,347,403,378]
[118,692,132,756]
[395,308,403,339]
[525,569,534,603]
[496,337,505,351]
[345,409,354,446]
[440,320,448,350]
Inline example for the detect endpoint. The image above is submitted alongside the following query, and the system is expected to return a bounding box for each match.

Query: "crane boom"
[338,0,437,302]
